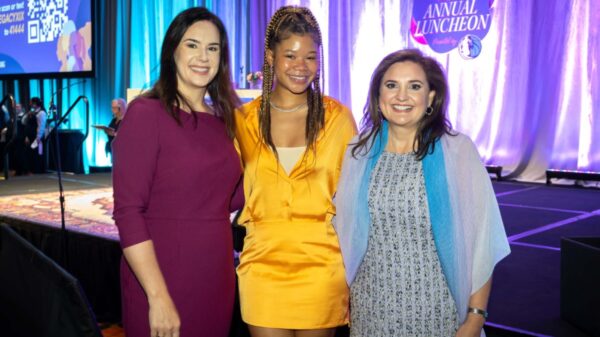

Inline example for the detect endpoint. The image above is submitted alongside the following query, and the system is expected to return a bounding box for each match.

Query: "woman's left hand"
[455,315,485,337]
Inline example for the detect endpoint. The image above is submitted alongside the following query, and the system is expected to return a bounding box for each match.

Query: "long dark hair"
[144,7,240,138]
[30,97,43,110]
[352,49,452,160]
[260,6,324,153]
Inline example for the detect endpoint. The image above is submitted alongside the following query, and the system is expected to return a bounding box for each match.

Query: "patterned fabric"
[0,188,118,240]
[350,152,459,337]
[334,121,510,329]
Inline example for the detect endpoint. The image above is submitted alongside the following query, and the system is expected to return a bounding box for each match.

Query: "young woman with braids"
[112,7,243,337]
[334,49,510,337]
[234,6,357,337]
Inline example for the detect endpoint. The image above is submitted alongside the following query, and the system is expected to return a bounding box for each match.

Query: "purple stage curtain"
[321,0,599,182]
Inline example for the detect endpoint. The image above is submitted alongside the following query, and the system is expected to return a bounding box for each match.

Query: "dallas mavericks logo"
[411,0,494,59]
[458,34,482,59]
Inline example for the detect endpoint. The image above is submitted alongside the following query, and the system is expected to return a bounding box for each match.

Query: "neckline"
[269,101,307,113]
[383,151,414,156]
[178,108,216,117]
[276,146,307,150]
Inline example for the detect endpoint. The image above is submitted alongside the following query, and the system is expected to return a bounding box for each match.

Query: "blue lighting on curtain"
[1,0,598,183]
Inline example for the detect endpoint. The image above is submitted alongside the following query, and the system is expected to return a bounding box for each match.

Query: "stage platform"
[0,173,599,337]
[0,173,122,324]
[0,174,116,240]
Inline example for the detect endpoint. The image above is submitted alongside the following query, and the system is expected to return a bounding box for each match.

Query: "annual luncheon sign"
[411,0,494,59]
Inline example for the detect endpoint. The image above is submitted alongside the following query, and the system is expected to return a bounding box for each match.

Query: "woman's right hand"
[148,293,181,337]
[120,241,179,337]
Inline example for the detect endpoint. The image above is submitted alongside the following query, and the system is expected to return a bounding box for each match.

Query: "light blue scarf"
[334,121,510,323]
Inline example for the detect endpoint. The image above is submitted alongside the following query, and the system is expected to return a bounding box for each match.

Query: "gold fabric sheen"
[234,96,357,328]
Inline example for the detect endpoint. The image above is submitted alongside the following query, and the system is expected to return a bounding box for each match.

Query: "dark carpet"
[518,215,600,249]
[488,181,600,337]
[497,185,600,212]
[498,205,577,237]
[492,181,536,195]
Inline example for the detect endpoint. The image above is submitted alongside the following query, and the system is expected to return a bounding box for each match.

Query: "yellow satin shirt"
[234,96,357,329]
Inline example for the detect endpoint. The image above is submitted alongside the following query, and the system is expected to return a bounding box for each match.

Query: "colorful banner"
[0,0,92,76]
[411,0,494,59]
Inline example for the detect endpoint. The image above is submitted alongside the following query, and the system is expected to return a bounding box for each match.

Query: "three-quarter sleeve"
[112,99,159,248]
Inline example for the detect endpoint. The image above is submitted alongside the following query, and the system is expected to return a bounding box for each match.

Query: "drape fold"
[1,0,597,180]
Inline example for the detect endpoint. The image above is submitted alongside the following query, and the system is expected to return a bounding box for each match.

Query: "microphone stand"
[43,94,89,269]
[53,108,67,267]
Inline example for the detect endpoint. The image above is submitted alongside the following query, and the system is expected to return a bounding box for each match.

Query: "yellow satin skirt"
[237,220,349,329]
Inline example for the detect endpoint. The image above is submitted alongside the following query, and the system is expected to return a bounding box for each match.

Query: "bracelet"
[467,307,488,319]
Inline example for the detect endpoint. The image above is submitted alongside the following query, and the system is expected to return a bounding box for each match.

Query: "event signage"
[411,0,494,59]
[0,0,93,78]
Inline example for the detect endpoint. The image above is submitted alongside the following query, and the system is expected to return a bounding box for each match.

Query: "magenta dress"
[112,97,243,337]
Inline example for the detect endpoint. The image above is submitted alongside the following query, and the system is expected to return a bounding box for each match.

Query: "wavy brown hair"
[259,6,324,153]
[352,49,453,160]
[144,7,240,138]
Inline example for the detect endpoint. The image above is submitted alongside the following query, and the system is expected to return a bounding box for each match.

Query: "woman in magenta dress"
[112,7,242,337]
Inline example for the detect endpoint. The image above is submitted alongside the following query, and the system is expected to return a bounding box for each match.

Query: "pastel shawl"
[333,122,510,324]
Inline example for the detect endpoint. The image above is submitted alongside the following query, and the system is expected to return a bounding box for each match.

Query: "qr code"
[27,0,69,43]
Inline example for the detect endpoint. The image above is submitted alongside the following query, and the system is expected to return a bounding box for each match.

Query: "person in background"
[0,104,8,143]
[23,97,47,174]
[0,103,11,177]
[105,98,127,156]
[9,103,26,176]
[112,7,242,337]
[234,6,357,337]
[334,49,510,337]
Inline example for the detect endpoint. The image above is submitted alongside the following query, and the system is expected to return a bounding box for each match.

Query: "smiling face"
[268,34,319,97]
[378,61,436,135]
[173,20,220,99]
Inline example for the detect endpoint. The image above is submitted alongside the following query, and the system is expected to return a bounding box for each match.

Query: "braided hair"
[259,6,324,154]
